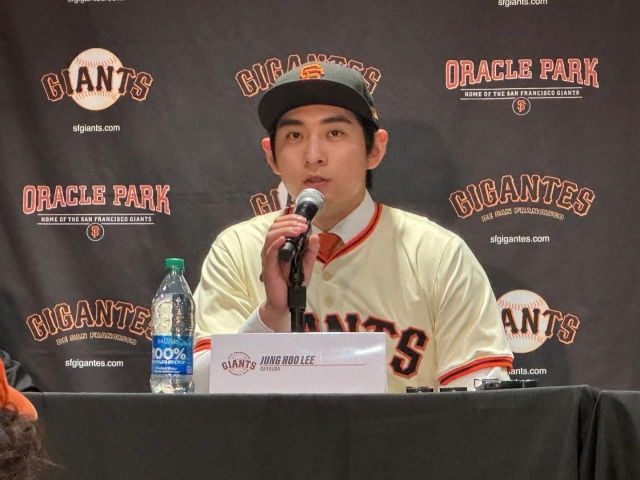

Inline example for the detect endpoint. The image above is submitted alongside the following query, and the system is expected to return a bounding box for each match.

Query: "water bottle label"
[151,336,193,375]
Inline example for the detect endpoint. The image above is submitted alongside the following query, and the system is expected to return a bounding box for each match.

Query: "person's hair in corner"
[268,114,379,190]
[0,407,50,480]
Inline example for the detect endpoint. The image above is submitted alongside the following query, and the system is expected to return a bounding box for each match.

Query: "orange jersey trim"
[438,356,513,385]
[317,203,383,265]
[194,338,212,353]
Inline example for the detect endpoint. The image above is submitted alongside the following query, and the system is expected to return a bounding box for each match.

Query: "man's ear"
[262,137,280,175]
[366,129,389,170]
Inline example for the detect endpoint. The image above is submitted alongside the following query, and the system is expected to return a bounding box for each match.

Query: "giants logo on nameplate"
[221,352,256,375]
[235,53,381,97]
[41,48,153,110]
[22,184,170,240]
[445,57,599,114]
[449,173,595,223]
[498,290,580,354]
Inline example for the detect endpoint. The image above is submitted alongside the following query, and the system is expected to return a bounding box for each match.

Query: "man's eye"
[286,132,301,140]
[329,130,343,137]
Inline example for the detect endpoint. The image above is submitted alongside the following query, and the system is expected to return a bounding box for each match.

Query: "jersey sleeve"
[194,230,263,352]
[431,236,513,385]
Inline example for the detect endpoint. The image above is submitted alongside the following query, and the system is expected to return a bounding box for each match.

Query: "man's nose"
[303,136,327,166]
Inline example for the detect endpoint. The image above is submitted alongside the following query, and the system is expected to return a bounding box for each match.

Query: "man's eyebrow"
[321,115,353,125]
[276,118,303,129]
[276,115,353,129]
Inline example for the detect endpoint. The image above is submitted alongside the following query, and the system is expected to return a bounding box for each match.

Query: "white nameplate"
[209,332,387,394]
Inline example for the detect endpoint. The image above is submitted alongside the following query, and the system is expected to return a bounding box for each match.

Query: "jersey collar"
[311,191,375,244]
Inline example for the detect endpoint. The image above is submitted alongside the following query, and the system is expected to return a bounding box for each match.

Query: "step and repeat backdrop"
[0,0,638,392]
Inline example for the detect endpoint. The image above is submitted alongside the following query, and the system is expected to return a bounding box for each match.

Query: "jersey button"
[324,296,334,307]
[322,272,331,281]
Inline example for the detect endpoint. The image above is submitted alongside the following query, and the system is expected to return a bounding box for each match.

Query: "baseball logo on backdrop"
[26,299,152,347]
[22,184,170,241]
[235,53,381,98]
[449,173,596,222]
[446,57,599,114]
[498,290,580,353]
[41,48,153,110]
[512,97,531,115]
[68,49,124,110]
[86,223,105,241]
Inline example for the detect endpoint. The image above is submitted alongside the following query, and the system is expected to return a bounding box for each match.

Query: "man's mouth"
[304,176,329,187]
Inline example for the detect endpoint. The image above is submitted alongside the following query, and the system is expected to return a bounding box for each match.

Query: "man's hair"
[268,113,378,190]
[0,407,50,480]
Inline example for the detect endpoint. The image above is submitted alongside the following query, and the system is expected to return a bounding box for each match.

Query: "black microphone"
[278,188,325,262]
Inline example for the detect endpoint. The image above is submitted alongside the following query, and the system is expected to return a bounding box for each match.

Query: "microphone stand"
[288,231,308,333]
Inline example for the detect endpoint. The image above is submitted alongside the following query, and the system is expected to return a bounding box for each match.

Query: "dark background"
[0,0,637,391]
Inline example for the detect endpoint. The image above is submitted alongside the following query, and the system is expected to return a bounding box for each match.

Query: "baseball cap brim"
[1,362,37,420]
[258,78,376,132]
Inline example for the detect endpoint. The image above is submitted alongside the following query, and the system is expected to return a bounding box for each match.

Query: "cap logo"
[299,63,325,80]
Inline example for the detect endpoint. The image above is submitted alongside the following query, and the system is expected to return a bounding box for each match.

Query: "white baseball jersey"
[194,202,513,393]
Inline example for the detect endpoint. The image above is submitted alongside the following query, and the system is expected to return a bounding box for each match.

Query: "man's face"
[262,104,386,217]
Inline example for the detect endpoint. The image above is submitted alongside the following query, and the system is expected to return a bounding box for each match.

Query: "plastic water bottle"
[150,258,195,394]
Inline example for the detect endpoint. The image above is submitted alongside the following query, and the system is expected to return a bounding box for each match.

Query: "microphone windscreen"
[295,188,325,213]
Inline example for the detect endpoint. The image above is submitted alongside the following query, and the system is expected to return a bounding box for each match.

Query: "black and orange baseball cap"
[258,61,379,132]
[0,362,37,420]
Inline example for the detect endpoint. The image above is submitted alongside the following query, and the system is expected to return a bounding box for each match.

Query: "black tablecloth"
[582,390,640,480]
[26,386,597,480]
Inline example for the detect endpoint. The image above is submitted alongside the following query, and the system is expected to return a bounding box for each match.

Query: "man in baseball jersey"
[193,61,512,393]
